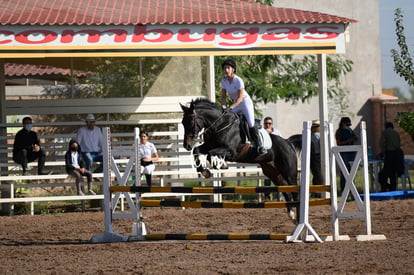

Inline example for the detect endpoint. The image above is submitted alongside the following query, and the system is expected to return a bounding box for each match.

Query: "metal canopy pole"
[318,54,330,196]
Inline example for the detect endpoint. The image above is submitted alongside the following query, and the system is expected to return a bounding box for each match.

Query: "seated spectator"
[76,114,103,173]
[65,139,95,196]
[139,131,159,187]
[12,116,52,175]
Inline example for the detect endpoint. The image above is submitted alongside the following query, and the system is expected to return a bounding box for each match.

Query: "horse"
[180,98,300,221]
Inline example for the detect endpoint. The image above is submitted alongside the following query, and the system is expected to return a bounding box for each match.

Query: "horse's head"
[180,101,201,150]
[181,98,225,150]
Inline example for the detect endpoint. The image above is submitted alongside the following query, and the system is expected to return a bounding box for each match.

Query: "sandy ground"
[1,198,414,274]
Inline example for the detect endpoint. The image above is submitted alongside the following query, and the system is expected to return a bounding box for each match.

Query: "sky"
[379,0,414,95]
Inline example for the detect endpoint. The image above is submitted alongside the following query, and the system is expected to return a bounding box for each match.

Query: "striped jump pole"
[140,199,330,208]
[144,233,332,241]
[110,185,330,194]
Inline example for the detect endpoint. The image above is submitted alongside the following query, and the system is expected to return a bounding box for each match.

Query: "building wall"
[264,0,382,147]
[383,102,414,157]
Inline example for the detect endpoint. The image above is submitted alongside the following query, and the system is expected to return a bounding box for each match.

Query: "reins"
[199,109,236,136]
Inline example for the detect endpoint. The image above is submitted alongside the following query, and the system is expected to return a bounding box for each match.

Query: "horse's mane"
[191,98,222,112]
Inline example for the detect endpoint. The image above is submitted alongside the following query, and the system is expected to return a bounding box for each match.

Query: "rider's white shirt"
[221,75,255,128]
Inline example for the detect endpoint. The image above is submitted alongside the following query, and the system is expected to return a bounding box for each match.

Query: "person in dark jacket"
[65,139,95,196]
[379,122,404,192]
[13,116,51,175]
[335,117,358,193]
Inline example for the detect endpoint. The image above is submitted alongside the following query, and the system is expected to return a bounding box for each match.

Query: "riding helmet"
[222,59,236,72]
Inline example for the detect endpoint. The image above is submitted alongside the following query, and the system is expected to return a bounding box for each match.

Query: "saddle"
[235,112,271,150]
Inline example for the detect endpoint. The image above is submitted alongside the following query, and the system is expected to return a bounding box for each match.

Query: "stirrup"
[258,147,267,155]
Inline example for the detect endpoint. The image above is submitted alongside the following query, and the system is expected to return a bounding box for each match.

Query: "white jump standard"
[91,122,386,243]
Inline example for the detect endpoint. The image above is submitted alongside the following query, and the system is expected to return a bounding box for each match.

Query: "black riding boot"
[249,127,267,155]
[145,174,152,187]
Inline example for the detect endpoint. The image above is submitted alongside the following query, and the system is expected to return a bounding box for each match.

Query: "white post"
[91,127,128,243]
[286,121,322,243]
[317,54,330,198]
[355,122,385,241]
[206,56,215,102]
[132,127,146,240]
[328,123,346,241]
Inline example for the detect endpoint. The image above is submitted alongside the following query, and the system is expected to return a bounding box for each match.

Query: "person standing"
[262,116,282,200]
[65,139,95,196]
[335,117,358,192]
[263,116,282,137]
[76,114,103,173]
[380,122,403,192]
[12,116,51,175]
[310,120,324,185]
[221,58,266,155]
[139,131,159,187]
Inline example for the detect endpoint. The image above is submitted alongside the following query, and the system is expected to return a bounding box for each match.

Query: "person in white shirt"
[263,116,282,137]
[221,58,266,155]
[262,116,282,200]
[139,131,159,187]
[76,114,103,173]
[65,139,95,196]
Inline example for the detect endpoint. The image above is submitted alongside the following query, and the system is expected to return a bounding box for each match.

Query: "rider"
[220,58,266,155]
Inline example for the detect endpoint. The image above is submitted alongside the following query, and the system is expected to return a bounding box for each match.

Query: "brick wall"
[383,102,414,156]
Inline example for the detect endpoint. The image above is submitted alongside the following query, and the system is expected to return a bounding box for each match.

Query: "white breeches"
[141,164,155,175]
[231,96,255,128]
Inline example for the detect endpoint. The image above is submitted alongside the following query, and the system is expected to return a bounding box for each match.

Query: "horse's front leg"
[206,148,232,170]
[191,146,212,178]
[193,147,232,178]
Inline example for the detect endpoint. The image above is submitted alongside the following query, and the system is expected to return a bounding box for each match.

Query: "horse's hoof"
[288,209,297,224]
[201,169,211,178]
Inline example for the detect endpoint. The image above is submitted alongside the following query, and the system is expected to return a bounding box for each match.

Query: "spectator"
[310,120,324,185]
[379,122,404,192]
[262,116,282,200]
[76,114,103,173]
[65,139,95,196]
[139,131,159,187]
[263,116,282,137]
[335,117,358,192]
[12,116,52,175]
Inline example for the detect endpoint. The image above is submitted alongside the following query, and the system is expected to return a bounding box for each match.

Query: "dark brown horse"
[180,98,299,220]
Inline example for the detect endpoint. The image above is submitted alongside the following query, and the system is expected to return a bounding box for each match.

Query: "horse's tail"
[287,134,303,170]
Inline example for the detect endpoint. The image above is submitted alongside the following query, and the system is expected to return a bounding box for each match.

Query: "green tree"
[395,112,414,142]
[215,55,352,108]
[391,8,414,87]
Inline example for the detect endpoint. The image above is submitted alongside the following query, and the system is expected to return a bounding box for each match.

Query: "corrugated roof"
[0,0,356,26]
[5,63,89,78]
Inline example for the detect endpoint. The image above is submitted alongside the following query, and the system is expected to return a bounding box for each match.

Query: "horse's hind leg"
[261,164,297,222]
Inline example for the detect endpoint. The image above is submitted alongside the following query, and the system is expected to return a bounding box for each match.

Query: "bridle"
[193,109,237,141]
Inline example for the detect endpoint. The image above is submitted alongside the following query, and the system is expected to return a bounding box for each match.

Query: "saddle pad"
[258,128,272,149]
